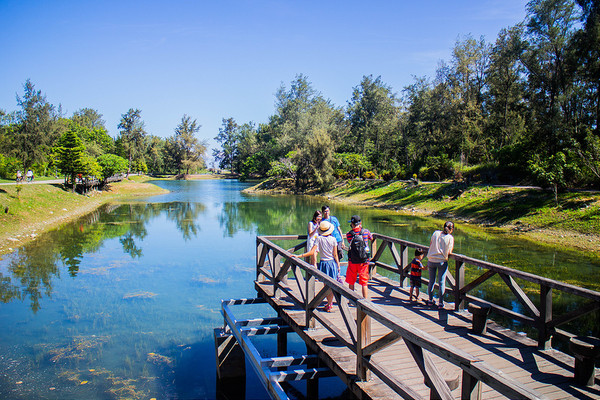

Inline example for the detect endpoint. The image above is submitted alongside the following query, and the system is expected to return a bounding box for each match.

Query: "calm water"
[0,179,598,399]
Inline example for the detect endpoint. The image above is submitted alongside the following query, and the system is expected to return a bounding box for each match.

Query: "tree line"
[0,80,207,185]
[213,0,600,197]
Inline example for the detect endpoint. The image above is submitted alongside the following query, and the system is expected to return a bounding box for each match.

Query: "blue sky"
[0,1,528,157]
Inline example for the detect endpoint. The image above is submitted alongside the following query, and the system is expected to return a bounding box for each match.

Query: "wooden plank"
[252,236,600,400]
[461,270,497,295]
[498,273,540,318]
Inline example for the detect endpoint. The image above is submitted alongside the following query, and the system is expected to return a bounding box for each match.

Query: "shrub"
[0,155,21,180]
[97,154,128,179]
[381,170,395,181]
[362,170,377,180]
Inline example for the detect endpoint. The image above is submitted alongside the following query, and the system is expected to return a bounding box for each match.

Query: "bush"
[362,170,377,180]
[381,170,395,181]
[97,154,128,179]
[0,155,22,180]
[334,169,349,179]
[420,154,454,181]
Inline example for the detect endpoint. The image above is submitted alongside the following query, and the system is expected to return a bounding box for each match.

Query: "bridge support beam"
[538,284,553,350]
[214,328,246,380]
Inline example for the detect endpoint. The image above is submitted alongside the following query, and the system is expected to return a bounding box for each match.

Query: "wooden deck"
[250,235,600,400]
[256,274,600,399]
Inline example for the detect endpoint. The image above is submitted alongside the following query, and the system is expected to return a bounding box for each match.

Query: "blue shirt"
[323,216,342,243]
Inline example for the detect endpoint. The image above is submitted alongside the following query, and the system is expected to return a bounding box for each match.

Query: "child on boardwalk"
[409,248,426,302]
[345,215,373,299]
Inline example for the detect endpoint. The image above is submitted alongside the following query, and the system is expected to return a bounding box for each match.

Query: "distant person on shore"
[409,248,426,302]
[307,210,322,266]
[345,215,373,299]
[26,169,34,182]
[321,205,345,262]
[426,221,455,308]
[292,220,340,312]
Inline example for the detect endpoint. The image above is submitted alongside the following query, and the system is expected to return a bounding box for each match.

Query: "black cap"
[349,215,361,225]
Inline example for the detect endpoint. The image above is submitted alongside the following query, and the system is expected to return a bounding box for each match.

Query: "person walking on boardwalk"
[292,220,340,312]
[409,248,426,302]
[345,215,373,299]
[307,210,322,266]
[321,205,345,262]
[426,221,454,308]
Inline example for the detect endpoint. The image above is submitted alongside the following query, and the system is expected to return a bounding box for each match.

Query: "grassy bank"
[249,178,600,253]
[0,176,168,255]
[332,180,600,252]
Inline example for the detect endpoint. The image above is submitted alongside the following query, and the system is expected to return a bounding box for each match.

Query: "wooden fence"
[369,233,600,350]
[256,234,555,400]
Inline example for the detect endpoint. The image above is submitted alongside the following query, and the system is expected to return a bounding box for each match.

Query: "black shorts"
[410,275,422,288]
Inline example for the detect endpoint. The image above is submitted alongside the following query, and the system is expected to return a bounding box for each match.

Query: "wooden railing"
[369,233,600,350]
[256,235,548,400]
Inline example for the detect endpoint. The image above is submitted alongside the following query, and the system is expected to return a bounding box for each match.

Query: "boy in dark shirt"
[409,248,427,302]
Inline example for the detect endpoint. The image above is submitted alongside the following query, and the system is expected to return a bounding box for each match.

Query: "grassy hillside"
[321,180,600,253]
[0,176,167,255]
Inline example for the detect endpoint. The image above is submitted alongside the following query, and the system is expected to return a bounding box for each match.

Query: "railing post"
[399,244,409,287]
[454,260,465,311]
[538,284,553,350]
[461,370,482,400]
[356,303,371,381]
[273,253,282,298]
[305,270,315,329]
[256,240,264,281]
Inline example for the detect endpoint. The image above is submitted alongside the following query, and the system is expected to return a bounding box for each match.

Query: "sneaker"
[437,303,445,309]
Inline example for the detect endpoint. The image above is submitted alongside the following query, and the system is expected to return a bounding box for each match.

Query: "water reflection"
[0,180,597,399]
[0,201,208,311]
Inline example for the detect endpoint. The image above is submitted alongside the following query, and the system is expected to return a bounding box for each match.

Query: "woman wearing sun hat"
[292,220,340,312]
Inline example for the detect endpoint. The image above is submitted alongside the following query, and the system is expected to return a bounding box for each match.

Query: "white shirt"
[428,230,454,263]
[315,235,337,261]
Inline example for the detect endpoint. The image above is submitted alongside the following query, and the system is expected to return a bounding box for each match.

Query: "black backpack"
[348,229,368,263]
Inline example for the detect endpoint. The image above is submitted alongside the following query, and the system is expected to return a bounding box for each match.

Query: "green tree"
[344,75,401,170]
[144,135,166,175]
[71,108,105,130]
[97,153,128,180]
[170,115,206,175]
[214,117,239,173]
[523,0,579,154]
[55,129,87,192]
[10,80,60,171]
[448,35,490,164]
[486,26,528,152]
[528,151,568,204]
[117,108,147,177]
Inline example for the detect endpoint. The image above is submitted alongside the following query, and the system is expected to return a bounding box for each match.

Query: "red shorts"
[345,261,369,286]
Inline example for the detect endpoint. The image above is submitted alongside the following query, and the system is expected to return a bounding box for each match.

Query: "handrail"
[256,235,548,400]
[372,233,600,301]
[369,233,600,349]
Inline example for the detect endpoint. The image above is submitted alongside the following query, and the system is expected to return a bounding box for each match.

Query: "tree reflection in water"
[0,200,206,312]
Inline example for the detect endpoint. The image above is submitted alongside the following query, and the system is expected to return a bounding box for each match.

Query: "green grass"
[0,177,168,252]
[329,180,600,235]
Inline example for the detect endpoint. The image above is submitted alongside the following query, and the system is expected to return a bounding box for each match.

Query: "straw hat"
[318,221,334,236]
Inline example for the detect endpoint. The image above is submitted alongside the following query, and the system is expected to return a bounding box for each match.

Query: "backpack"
[348,229,368,263]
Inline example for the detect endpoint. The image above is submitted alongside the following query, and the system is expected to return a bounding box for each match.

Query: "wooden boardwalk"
[257,275,599,399]
[248,235,600,400]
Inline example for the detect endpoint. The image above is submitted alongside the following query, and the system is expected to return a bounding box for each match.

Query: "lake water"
[0,179,598,399]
